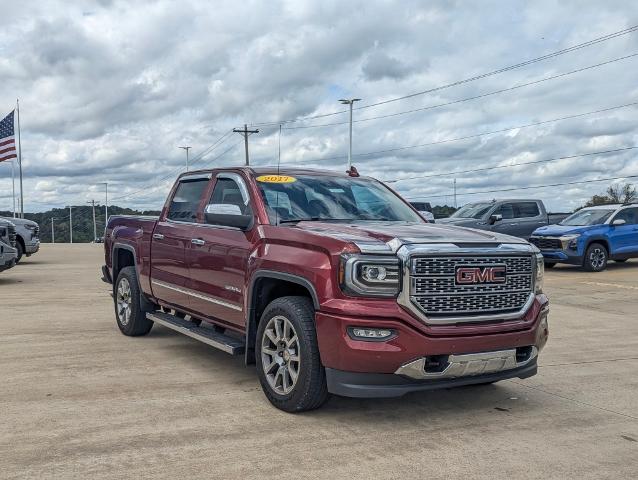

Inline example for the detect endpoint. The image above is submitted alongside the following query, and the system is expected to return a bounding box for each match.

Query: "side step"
[147,311,245,355]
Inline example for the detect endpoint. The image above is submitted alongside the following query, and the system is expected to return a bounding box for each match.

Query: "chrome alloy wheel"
[116,277,133,326]
[590,247,606,269]
[261,315,301,395]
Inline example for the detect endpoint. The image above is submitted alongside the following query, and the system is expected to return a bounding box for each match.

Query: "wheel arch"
[585,237,610,255]
[111,243,155,312]
[245,270,319,365]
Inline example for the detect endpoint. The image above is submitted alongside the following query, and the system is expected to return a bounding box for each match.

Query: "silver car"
[0,217,40,263]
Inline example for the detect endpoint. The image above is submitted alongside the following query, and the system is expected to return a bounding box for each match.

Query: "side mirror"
[612,218,626,226]
[489,214,503,225]
[204,204,253,230]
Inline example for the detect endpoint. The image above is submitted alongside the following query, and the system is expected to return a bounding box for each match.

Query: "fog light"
[347,327,396,341]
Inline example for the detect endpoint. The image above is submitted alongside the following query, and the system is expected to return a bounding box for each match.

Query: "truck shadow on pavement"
[148,325,539,419]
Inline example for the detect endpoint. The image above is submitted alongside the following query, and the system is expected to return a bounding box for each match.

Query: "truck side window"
[513,202,540,218]
[612,207,638,225]
[209,178,253,216]
[167,178,209,221]
[494,203,515,219]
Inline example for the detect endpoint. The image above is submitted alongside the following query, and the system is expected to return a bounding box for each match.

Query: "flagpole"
[11,160,16,217]
[16,99,24,218]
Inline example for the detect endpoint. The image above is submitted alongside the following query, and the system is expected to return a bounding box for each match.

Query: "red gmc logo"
[455,266,507,285]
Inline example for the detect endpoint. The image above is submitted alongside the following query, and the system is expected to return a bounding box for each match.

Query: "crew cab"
[102,167,549,412]
[530,203,638,271]
[437,199,569,239]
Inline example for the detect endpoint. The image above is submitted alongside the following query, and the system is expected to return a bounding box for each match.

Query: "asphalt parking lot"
[2,244,637,479]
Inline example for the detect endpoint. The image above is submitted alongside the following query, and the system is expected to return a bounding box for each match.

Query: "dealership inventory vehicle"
[0,220,18,272]
[409,201,435,222]
[437,199,569,239]
[102,168,549,412]
[0,216,40,263]
[530,203,638,271]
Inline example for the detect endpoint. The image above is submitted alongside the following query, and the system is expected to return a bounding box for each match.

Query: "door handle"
[509,223,519,226]
[191,238,205,246]
[152,233,164,240]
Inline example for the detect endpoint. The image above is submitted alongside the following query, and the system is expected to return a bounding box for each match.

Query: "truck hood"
[0,217,38,228]
[532,224,595,236]
[435,217,480,226]
[289,220,527,253]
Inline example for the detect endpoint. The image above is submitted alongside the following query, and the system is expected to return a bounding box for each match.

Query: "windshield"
[254,174,424,224]
[450,202,494,219]
[560,209,615,226]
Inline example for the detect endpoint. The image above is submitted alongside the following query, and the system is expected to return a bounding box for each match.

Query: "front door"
[491,201,545,239]
[608,207,638,256]
[186,172,255,328]
[150,174,210,309]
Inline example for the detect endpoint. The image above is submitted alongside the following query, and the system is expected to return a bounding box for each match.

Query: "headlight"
[25,224,37,231]
[534,253,544,294]
[559,234,580,250]
[340,255,400,297]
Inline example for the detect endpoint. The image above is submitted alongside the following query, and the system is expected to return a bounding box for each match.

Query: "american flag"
[0,110,17,163]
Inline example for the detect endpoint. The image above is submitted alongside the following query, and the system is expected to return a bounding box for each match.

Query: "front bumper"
[25,240,40,255]
[315,296,549,397]
[326,359,537,398]
[539,249,582,265]
[1,258,16,272]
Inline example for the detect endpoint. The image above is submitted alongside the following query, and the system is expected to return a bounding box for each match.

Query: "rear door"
[150,174,211,308]
[491,201,544,238]
[608,207,638,256]
[186,172,255,328]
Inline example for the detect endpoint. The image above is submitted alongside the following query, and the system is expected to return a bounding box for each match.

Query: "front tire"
[15,242,24,264]
[114,267,154,336]
[255,296,329,412]
[583,243,608,272]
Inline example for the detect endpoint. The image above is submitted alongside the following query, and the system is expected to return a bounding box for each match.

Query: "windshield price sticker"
[256,175,297,184]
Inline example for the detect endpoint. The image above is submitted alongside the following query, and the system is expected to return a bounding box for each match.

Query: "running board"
[147,311,245,355]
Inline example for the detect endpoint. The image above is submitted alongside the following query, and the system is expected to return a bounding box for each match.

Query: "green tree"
[584,183,637,207]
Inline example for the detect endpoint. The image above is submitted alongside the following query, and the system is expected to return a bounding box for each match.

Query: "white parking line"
[581,281,638,291]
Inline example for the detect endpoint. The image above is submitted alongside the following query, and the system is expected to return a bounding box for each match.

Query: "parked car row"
[0,216,40,273]
[430,198,637,272]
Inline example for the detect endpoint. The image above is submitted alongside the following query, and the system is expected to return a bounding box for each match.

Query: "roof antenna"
[347,165,359,177]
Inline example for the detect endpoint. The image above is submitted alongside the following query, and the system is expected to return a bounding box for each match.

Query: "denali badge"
[455,265,507,285]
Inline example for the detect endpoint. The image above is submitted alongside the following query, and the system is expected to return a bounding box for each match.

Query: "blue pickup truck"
[529,203,638,271]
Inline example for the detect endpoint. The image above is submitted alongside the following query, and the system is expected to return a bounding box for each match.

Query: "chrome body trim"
[151,279,243,312]
[395,347,538,380]
[396,243,537,325]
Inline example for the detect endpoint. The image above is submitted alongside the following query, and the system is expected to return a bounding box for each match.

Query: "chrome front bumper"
[395,346,538,380]
[26,240,40,254]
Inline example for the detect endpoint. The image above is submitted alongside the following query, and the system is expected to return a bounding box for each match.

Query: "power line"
[407,174,638,200]
[386,146,638,183]
[281,53,638,130]
[251,24,638,127]
[110,129,234,201]
[281,101,638,165]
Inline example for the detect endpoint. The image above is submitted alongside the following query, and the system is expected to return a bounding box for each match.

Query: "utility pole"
[68,206,73,244]
[179,146,191,171]
[453,178,457,208]
[233,124,259,166]
[339,98,361,169]
[98,182,108,228]
[88,200,97,241]
[51,217,57,244]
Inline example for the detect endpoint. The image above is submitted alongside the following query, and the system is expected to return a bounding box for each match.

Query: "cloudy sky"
[1,0,637,214]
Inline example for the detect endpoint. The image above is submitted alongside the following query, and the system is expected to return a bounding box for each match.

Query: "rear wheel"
[114,267,154,336]
[583,243,608,272]
[255,296,329,412]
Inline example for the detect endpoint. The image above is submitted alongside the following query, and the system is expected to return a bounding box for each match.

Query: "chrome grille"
[7,224,17,247]
[410,255,534,318]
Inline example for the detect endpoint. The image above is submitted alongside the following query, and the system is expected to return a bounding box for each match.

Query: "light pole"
[68,206,73,244]
[51,217,57,244]
[179,146,191,171]
[339,98,361,169]
[98,182,108,228]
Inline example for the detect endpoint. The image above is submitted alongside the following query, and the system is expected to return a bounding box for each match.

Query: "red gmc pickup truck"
[102,167,549,412]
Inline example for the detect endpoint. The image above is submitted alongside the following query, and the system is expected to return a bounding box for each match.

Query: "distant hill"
[0,206,161,243]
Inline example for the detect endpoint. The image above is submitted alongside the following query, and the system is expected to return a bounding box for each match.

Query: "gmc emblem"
[455,265,507,285]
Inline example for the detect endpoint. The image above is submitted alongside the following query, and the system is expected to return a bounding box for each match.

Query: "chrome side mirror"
[612,218,626,226]
[204,204,252,229]
[489,214,503,225]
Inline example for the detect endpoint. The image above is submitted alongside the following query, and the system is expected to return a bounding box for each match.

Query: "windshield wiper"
[278,217,357,224]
